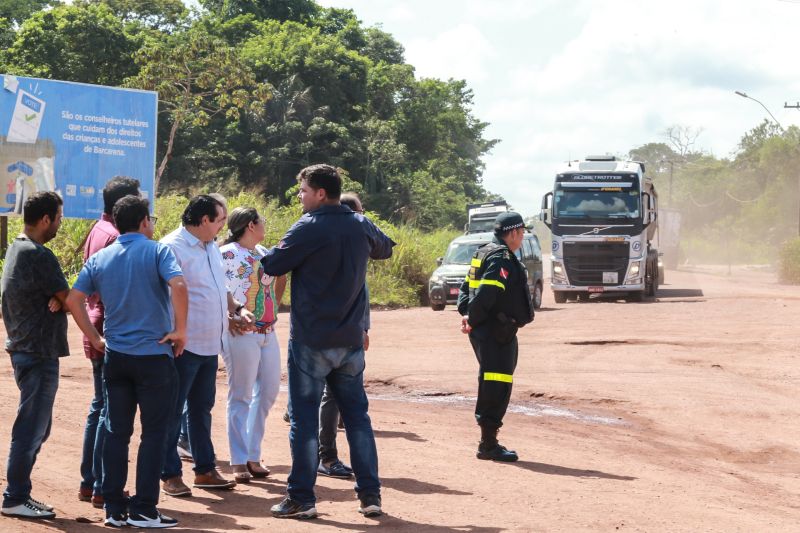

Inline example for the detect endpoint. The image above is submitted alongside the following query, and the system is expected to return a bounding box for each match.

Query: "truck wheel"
[646,260,657,297]
[553,291,567,304]
[533,283,543,309]
[431,304,445,311]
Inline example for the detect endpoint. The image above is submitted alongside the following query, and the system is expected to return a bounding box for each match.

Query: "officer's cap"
[494,212,525,233]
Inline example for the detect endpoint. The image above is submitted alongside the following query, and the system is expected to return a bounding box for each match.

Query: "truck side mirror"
[436,257,443,266]
[540,192,553,229]
[642,192,656,226]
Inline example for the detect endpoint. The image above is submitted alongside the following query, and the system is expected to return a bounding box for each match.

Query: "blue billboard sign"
[0,75,157,219]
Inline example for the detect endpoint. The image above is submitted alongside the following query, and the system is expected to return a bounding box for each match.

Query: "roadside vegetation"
[0,192,460,307]
[628,123,800,276]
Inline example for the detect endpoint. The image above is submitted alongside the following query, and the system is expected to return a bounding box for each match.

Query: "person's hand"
[47,297,62,313]
[228,314,249,336]
[240,309,256,329]
[91,336,106,353]
[460,316,472,334]
[363,331,370,351]
[160,329,187,357]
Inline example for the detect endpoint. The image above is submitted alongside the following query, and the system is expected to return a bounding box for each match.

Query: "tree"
[125,27,271,191]
[199,0,319,22]
[76,0,187,29]
[3,3,139,85]
[0,0,58,26]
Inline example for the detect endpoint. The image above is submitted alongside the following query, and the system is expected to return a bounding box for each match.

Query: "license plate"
[449,287,459,295]
[588,286,605,293]
[602,271,618,284]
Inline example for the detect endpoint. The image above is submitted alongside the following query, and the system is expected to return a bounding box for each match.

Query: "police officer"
[457,211,534,462]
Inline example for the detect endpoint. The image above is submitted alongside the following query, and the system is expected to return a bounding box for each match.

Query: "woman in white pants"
[220,207,286,482]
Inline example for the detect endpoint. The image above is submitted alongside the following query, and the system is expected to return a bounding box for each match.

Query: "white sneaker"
[28,497,54,511]
[1,500,56,519]
[127,511,178,528]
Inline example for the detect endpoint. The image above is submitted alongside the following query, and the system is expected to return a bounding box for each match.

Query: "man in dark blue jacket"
[261,164,395,520]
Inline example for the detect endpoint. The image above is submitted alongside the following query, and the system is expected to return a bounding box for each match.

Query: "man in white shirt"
[160,195,253,497]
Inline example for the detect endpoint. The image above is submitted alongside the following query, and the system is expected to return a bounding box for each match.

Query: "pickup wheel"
[533,282,543,309]
[553,290,567,304]
[431,304,446,311]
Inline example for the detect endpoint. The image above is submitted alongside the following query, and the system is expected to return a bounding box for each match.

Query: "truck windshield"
[468,219,495,233]
[444,242,485,264]
[554,187,640,219]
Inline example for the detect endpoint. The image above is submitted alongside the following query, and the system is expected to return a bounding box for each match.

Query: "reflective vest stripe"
[468,278,506,289]
[484,372,513,383]
[471,257,482,267]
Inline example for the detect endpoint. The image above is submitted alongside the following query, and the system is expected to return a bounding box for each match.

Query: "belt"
[255,324,274,334]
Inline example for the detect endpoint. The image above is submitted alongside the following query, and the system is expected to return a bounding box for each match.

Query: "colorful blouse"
[220,242,278,329]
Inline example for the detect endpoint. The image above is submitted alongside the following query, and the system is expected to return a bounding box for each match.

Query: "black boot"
[476,426,518,462]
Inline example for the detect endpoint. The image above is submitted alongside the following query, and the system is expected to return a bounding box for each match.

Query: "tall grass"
[3,194,459,307]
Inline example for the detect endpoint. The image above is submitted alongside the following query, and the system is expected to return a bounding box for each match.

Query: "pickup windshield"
[444,241,485,264]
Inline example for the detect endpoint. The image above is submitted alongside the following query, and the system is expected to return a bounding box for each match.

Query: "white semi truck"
[540,155,659,302]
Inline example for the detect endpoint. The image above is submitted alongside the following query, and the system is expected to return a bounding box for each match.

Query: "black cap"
[494,211,525,233]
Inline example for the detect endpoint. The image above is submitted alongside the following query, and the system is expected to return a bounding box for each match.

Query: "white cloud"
[404,24,494,83]
[298,1,800,217]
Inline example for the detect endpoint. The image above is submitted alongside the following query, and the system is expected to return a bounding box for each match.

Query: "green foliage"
[200,0,319,23]
[1,0,500,234]
[778,237,800,284]
[3,194,457,307]
[628,121,800,265]
[0,0,59,26]
[3,3,139,85]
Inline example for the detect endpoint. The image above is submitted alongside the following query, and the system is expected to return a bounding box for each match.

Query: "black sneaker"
[317,459,354,479]
[270,497,317,519]
[358,494,382,517]
[127,511,178,528]
[104,511,128,527]
[476,444,519,462]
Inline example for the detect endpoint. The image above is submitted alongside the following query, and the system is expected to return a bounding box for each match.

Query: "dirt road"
[1,266,799,532]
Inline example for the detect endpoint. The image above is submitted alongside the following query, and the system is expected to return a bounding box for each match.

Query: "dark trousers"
[318,384,341,465]
[80,357,107,494]
[3,354,59,507]
[469,334,518,430]
[286,341,380,505]
[162,351,218,480]
[102,350,177,516]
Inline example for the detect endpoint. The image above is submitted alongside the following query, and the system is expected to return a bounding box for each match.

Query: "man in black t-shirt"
[0,191,70,520]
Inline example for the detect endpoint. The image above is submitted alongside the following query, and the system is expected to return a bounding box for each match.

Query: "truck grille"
[563,241,629,286]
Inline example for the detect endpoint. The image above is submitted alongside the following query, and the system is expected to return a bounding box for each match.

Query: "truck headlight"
[552,261,566,282]
[626,260,643,283]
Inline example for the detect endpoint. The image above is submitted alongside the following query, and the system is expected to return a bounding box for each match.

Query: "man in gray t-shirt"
[0,191,69,520]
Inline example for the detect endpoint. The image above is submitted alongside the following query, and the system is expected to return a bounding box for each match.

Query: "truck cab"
[540,155,659,302]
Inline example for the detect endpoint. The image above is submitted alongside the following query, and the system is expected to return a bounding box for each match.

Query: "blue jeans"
[102,350,177,516]
[286,340,380,504]
[80,358,106,494]
[162,351,218,479]
[3,354,59,508]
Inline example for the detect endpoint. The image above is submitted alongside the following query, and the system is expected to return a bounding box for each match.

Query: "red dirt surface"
[1,266,799,532]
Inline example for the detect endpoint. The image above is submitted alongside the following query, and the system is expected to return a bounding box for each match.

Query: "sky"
[314,0,800,217]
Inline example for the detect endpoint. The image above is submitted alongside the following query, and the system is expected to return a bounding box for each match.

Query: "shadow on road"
[505,461,636,481]
[311,516,504,533]
[382,476,472,496]
[657,288,704,298]
[374,429,427,442]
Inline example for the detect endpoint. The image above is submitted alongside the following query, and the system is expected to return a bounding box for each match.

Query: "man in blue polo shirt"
[261,164,395,520]
[67,195,188,529]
